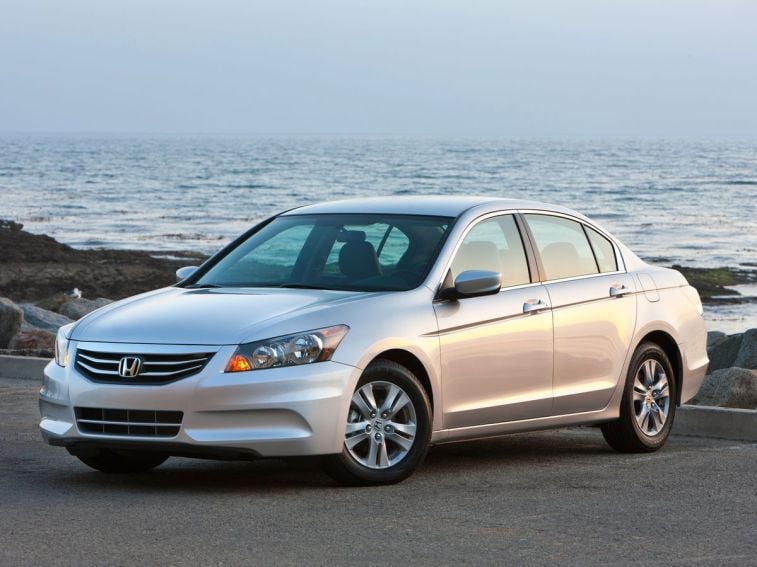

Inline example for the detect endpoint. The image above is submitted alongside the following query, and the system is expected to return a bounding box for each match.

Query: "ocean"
[1,134,755,331]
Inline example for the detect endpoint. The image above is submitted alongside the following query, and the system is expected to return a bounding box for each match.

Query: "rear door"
[434,214,553,428]
[522,213,637,415]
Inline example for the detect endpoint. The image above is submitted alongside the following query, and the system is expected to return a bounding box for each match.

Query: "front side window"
[450,215,531,288]
[192,214,451,292]
[525,214,599,280]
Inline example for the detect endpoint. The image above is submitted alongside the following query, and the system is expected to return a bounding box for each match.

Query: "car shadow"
[49,429,616,493]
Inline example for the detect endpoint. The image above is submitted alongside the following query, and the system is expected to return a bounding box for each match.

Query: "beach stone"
[59,297,113,320]
[0,219,23,231]
[18,304,74,333]
[706,332,743,372]
[8,329,56,351]
[733,328,757,370]
[0,298,24,348]
[706,331,727,349]
[35,292,74,313]
[692,367,757,409]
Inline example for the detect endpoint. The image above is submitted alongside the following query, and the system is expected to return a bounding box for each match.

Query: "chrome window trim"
[433,210,536,297]
[535,269,627,286]
[517,208,628,281]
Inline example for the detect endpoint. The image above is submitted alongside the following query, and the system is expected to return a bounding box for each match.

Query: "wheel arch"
[369,349,434,414]
[636,329,684,406]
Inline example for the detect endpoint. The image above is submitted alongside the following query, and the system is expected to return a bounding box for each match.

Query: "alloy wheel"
[345,380,418,469]
[632,359,671,436]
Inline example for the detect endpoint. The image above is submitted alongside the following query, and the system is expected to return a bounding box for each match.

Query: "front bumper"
[39,342,361,458]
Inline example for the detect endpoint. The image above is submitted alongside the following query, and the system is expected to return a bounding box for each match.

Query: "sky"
[1,0,756,136]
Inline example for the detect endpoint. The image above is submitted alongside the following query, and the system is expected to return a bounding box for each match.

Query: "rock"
[35,292,74,313]
[18,303,74,333]
[707,332,743,372]
[707,331,727,349]
[0,219,23,231]
[59,297,113,320]
[0,297,24,348]
[733,328,757,370]
[692,367,757,409]
[8,329,56,351]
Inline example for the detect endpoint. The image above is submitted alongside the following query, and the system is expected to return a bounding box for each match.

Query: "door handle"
[523,299,550,313]
[609,284,631,297]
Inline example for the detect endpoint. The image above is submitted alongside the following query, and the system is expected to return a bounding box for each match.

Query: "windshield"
[191,213,453,292]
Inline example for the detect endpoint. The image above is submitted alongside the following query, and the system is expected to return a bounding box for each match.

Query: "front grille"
[75,407,183,437]
[75,348,214,385]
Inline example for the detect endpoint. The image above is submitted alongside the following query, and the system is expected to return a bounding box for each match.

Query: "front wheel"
[320,360,432,486]
[73,449,169,473]
[601,342,677,453]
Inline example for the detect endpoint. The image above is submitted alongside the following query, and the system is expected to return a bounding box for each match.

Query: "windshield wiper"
[185,283,223,289]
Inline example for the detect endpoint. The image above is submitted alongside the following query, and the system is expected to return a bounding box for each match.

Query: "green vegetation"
[673,265,756,301]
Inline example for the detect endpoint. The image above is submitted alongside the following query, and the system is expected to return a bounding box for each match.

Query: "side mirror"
[441,270,501,300]
[176,266,199,282]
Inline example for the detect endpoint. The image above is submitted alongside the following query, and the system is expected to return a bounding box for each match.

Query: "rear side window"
[524,214,598,280]
[585,226,618,273]
[451,215,531,288]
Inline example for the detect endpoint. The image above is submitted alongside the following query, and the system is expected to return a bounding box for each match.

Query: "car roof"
[283,195,583,219]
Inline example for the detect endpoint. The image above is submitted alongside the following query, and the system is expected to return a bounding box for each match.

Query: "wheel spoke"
[345,431,369,450]
[387,392,411,418]
[386,431,414,451]
[352,385,377,419]
[643,360,655,387]
[380,384,400,414]
[377,441,390,468]
[389,421,416,437]
[633,389,646,402]
[345,422,368,435]
[360,384,379,412]
[367,436,378,465]
[652,380,669,399]
[637,405,650,431]
[652,407,665,431]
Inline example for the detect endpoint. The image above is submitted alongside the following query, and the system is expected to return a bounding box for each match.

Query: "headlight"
[225,325,350,372]
[54,323,75,367]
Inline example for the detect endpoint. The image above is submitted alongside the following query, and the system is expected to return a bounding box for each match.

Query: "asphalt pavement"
[1,378,755,566]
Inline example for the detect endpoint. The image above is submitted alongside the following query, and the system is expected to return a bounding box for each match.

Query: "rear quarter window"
[585,226,618,273]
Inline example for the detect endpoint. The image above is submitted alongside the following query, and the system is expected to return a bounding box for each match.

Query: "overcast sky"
[1,0,755,135]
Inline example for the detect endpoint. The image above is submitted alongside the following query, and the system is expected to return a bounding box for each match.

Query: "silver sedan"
[40,196,708,485]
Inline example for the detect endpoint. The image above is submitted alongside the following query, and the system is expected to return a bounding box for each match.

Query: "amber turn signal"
[225,354,252,372]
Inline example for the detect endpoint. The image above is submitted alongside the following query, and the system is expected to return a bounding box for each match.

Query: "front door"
[434,214,554,429]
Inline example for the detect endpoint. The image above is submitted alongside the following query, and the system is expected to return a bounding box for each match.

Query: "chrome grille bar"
[75,348,214,385]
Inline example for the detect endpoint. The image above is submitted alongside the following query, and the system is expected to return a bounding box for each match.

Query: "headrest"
[336,230,366,243]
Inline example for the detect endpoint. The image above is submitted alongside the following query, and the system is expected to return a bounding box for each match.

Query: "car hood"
[70,286,370,345]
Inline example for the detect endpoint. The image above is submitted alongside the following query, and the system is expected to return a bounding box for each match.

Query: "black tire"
[320,359,432,486]
[74,449,169,473]
[601,342,677,453]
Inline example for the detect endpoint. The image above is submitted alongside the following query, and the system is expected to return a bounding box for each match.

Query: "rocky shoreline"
[0,220,208,302]
[0,221,755,409]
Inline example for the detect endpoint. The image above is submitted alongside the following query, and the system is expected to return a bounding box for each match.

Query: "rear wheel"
[601,342,677,453]
[73,449,169,473]
[320,360,432,486]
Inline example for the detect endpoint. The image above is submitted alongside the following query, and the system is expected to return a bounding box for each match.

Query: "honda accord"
[40,196,708,485]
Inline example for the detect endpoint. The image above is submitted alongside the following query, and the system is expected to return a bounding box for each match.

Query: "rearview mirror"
[176,266,199,282]
[441,270,501,300]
